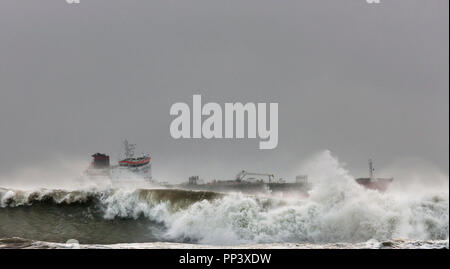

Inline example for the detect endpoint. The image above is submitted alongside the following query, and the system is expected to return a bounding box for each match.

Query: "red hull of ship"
[355,178,393,192]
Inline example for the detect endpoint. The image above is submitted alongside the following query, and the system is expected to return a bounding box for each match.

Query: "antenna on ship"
[369,159,375,180]
[123,139,136,159]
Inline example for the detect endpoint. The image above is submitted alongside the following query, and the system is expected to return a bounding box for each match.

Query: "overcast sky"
[0,0,448,183]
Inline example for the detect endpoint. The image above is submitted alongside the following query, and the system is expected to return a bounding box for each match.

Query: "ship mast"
[123,139,136,159]
[369,159,374,180]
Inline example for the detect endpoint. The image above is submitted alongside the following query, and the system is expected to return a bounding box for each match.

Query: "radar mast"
[123,139,136,159]
[369,159,375,180]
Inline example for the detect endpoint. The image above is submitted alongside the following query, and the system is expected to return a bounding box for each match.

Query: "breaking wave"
[0,151,448,245]
[0,187,222,213]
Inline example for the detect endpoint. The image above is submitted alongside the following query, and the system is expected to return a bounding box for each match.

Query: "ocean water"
[0,152,448,249]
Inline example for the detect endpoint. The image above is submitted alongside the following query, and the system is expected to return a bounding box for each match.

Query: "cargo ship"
[355,159,394,191]
[85,140,152,181]
[85,145,392,193]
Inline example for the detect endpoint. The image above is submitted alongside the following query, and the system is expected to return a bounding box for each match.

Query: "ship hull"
[174,181,310,195]
[355,178,393,192]
[85,164,152,181]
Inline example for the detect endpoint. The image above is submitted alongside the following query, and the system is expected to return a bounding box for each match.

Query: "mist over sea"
[0,151,448,249]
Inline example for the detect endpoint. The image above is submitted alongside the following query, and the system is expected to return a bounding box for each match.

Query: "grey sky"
[0,0,448,183]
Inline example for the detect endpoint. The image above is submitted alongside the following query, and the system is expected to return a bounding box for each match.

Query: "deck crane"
[235,170,275,183]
